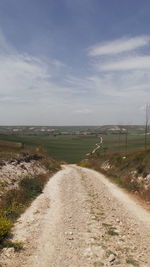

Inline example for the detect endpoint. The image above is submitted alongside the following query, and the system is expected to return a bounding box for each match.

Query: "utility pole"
[125,126,128,155]
[145,104,150,150]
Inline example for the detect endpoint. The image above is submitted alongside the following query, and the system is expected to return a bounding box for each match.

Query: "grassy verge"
[79,148,150,202]
[0,144,60,250]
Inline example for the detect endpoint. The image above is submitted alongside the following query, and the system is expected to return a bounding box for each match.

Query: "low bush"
[4,203,25,222]
[42,157,61,171]
[1,189,25,209]
[79,160,92,168]
[1,240,23,251]
[19,176,43,199]
[0,216,12,242]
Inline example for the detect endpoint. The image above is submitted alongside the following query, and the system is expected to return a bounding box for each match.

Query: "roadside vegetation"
[0,141,60,250]
[79,148,150,202]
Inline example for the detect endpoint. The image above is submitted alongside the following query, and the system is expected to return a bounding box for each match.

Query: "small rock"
[84,247,93,257]
[108,254,115,262]
[2,247,15,258]
[68,237,74,240]
[92,246,105,258]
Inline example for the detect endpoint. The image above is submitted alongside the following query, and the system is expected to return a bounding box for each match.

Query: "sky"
[0,0,150,125]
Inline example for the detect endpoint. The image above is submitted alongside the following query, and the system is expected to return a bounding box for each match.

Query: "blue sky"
[0,0,150,125]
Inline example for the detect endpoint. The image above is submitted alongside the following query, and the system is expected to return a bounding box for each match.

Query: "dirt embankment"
[81,149,150,202]
[0,155,47,198]
[1,165,150,267]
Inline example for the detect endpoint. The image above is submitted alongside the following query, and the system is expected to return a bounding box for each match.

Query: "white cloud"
[0,31,74,104]
[88,36,150,56]
[87,71,150,98]
[51,59,66,69]
[0,29,149,125]
[0,31,79,124]
[74,108,93,114]
[0,30,15,54]
[98,56,150,71]
[0,54,50,97]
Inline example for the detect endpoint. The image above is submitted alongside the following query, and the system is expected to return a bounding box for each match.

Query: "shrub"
[0,188,26,210]
[79,161,92,168]
[19,176,43,199]
[2,240,23,251]
[107,228,119,236]
[0,217,12,242]
[42,157,60,171]
[126,257,139,266]
[4,203,25,221]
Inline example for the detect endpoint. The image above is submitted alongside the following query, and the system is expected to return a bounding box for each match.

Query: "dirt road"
[1,165,150,267]
[86,136,103,156]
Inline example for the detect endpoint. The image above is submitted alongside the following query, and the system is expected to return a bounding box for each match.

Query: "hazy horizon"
[0,124,146,127]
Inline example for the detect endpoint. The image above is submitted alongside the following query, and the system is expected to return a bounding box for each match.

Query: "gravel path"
[1,165,150,267]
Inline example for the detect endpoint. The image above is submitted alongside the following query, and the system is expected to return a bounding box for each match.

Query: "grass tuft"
[126,257,139,266]
[0,217,12,242]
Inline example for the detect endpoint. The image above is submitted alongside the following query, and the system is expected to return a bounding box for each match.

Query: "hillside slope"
[0,142,60,250]
[80,148,150,202]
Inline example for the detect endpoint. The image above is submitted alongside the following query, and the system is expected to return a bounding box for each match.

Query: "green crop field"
[0,134,98,163]
[0,133,149,163]
[101,134,149,153]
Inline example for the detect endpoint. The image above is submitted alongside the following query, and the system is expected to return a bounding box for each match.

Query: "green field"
[0,133,149,163]
[0,134,98,163]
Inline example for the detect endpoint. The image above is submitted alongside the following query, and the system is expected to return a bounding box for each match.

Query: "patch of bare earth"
[1,165,150,266]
